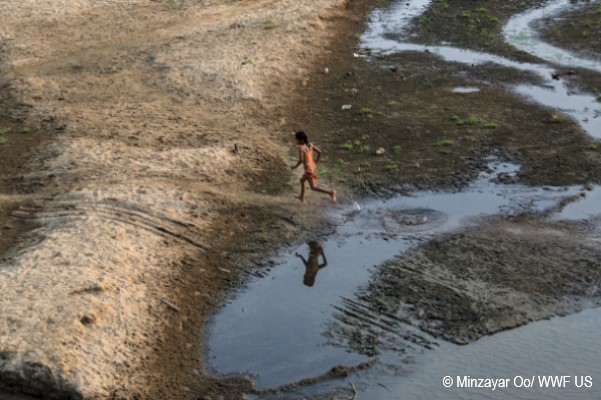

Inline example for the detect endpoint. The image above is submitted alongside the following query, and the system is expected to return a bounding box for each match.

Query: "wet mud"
[208,0,601,398]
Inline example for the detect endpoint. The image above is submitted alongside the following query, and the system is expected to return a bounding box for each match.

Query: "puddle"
[207,161,597,388]
[207,0,601,395]
[360,0,601,139]
[503,0,601,71]
[285,308,601,400]
[452,86,481,93]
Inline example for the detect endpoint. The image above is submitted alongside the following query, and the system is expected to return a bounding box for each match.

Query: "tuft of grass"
[3,224,12,230]
[0,206,5,214]
[360,107,374,116]
[483,122,498,129]
[360,134,369,141]
[550,114,566,123]
[597,93,601,101]
[387,100,398,107]
[385,162,398,171]
[361,145,371,153]
[353,139,361,146]
[450,115,461,122]
[20,127,31,133]
[393,145,401,154]
[263,20,280,30]
[34,124,42,131]
[0,128,8,135]
[340,142,353,151]
[465,116,479,125]
[459,11,471,19]
[477,7,487,13]
[336,158,345,164]
[489,16,500,24]
[589,143,599,151]
[0,137,7,145]
[360,161,370,168]
[354,32,361,41]
[241,59,253,65]
[436,139,455,146]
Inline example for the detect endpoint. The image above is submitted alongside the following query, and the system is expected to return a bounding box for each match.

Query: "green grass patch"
[360,134,369,141]
[589,143,599,150]
[20,127,31,133]
[393,145,401,154]
[436,139,455,146]
[387,100,398,107]
[3,224,12,230]
[484,122,498,129]
[489,16,500,24]
[459,11,471,19]
[241,59,253,65]
[336,158,345,164]
[477,7,487,13]
[360,107,374,116]
[263,20,280,30]
[340,142,353,151]
[0,137,7,145]
[354,33,361,41]
[361,145,371,153]
[465,116,480,125]
[385,162,398,171]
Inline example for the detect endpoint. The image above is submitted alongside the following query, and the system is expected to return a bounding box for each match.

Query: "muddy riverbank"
[208,0,601,398]
[2,0,601,399]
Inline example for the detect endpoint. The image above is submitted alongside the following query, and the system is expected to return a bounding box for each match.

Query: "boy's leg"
[308,180,336,204]
[296,176,307,201]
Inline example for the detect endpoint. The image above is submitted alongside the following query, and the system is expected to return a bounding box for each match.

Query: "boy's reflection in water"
[295,240,328,287]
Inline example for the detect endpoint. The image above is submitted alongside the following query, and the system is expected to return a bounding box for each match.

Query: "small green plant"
[3,224,12,230]
[360,161,370,168]
[26,137,34,142]
[340,141,353,151]
[263,20,280,30]
[361,145,371,153]
[0,137,6,145]
[320,168,331,177]
[489,16,500,24]
[436,139,455,146]
[450,115,461,122]
[393,145,401,154]
[34,124,42,131]
[375,110,385,116]
[465,116,479,125]
[20,127,31,133]
[354,33,361,41]
[0,206,5,213]
[589,143,599,150]
[477,7,487,13]
[385,162,398,171]
[360,107,374,116]
[353,139,361,146]
[360,134,369,141]
[459,11,471,18]
[336,158,345,164]
[241,59,253,65]
[0,128,7,135]
[597,93,601,101]
[387,100,398,107]
[484,122,498,129]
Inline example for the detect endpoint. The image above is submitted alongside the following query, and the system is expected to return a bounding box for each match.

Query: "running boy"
[291,131,336,204]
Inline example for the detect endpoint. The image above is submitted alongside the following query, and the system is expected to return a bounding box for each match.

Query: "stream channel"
[207,1,601,398]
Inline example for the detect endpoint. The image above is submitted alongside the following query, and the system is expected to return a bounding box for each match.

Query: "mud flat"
[208,0,601,398]
[0,0,367,398]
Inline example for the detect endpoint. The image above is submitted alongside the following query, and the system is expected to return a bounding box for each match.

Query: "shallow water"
[361,0,601,139]
[208,0,601,395]
[207,161,597,388]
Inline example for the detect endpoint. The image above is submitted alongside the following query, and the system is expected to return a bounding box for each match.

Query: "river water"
[207,1,601,398]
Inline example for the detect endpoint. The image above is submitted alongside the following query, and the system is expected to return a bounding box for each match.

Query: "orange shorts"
[303,165,318,182]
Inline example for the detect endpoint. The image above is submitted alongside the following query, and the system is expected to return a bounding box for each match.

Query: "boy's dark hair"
[295,131,309,144]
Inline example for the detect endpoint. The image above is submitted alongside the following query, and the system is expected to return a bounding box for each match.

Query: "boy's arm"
[312,144,322,163]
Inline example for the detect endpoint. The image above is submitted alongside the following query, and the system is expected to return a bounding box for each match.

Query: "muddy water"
[361,0,601,139]
[208,0,601,396]
[208,160,596,388]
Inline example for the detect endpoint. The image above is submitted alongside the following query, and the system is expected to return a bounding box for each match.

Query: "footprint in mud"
[380,208,447,234]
